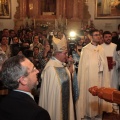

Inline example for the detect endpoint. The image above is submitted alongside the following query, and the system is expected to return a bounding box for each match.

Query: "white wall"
[87,0,120,32]
[0,0,18,30]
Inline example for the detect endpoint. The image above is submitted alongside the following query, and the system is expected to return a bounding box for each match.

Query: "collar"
[91,42,98,46]
[14,89,34,100]
[52,57,67,67]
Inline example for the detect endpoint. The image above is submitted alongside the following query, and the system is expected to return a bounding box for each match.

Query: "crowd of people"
[0,24,120,120]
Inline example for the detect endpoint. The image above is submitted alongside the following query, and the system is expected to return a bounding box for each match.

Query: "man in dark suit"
[0,55,50,120]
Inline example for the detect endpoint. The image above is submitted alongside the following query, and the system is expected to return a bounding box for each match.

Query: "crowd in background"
[0,24,120,120]
[0,24,120,94]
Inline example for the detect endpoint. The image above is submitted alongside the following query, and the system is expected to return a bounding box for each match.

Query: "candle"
[34,19,35,28]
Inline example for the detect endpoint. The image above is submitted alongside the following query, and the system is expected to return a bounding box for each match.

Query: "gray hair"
[0,55,28,89]
[52,51,61,56]
[0,53,7,67]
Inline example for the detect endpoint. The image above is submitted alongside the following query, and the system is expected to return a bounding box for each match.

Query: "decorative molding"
[14,0,20,19]
[13,0,91,32]
[83,2,91,20]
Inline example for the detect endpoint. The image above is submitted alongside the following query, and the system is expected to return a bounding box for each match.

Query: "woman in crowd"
[0,36,11,58]
[30,35,43,51]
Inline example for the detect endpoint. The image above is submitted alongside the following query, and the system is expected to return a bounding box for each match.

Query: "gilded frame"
[0,0,11,19]
[95,0,120,19]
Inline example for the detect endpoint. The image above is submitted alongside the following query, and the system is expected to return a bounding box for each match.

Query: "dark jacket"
[0,91,50,120]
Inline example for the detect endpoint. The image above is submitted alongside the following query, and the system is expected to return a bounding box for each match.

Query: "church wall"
[87,0,120,32]
[0,0,18,31]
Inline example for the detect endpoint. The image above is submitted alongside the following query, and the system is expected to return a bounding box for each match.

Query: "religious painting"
[41,0,56,15]
[95,0,120,19]
[0,0,11,19]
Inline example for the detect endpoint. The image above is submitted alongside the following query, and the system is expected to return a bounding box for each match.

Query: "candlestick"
[55,19,57,29]
[66,19,67,26]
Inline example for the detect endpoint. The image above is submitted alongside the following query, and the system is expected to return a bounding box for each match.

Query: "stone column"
[62,0,66,18]
[32,0,39,18]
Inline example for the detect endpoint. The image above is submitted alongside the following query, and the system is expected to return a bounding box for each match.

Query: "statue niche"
[41,0,56,15]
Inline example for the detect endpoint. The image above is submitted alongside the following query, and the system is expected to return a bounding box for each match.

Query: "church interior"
[0,0,120,120]
[0,0,119,33]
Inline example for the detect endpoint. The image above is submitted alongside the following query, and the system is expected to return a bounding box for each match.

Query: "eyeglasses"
[61,52,68,56]
[93,34,100,36]
[23,66,38,77]
[27,66,37,75]
[30,66,37,73]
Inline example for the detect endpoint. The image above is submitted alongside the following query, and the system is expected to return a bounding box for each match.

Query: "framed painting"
[0,0,11,19]
[95,0,120,19]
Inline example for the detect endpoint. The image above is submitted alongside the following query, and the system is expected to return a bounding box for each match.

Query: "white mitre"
[52,35,67,52]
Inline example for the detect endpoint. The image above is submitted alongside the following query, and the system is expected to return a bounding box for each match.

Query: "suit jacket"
[0,91,50,120]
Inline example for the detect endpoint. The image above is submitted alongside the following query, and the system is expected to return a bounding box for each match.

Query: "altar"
[14,0,91,33]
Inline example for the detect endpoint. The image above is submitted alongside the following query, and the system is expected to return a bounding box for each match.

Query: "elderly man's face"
[56,50,68,63]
